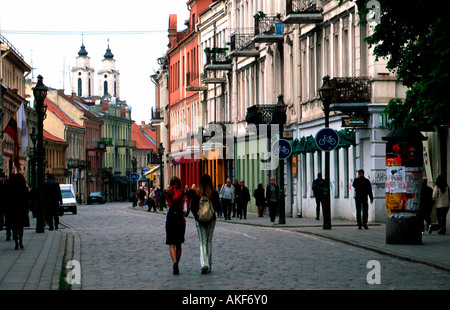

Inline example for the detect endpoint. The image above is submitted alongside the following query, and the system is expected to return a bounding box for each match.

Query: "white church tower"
[71,38,95,99]
[98,39,120,99]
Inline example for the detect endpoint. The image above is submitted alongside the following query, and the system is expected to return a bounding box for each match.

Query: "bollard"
[382,127,427,245]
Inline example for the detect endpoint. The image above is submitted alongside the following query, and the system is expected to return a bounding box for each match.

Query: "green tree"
[356,0,450,128]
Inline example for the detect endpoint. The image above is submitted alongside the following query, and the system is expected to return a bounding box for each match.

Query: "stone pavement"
[0,215,66,290]
[0,208,449,290]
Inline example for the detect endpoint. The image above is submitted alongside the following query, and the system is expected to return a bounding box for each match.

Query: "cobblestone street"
[60,202,450,291]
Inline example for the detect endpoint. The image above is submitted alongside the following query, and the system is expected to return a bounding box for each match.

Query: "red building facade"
[167,0,213,188]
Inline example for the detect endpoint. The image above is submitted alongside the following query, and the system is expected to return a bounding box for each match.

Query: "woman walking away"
[430,175,450,235]
[6,173,30,250]
[254,184,265,217]
[190,174,220,274]
[164,177,189,275]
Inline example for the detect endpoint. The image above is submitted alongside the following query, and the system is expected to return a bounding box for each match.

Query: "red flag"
[4,114,19,145]
[4,115,21,169]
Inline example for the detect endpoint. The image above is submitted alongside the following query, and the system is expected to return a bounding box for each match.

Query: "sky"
[0,0,190,125]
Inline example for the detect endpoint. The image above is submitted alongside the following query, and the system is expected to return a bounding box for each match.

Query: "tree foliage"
[355,0,450,128]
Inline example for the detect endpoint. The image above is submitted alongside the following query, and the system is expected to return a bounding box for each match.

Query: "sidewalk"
[0,215,67,290]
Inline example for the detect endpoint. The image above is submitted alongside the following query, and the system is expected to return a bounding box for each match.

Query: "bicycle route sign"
[315,128,339,152]
[272,139,292,160]
[129,172,140,181]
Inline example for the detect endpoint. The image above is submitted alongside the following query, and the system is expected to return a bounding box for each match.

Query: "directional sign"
[129,172,140,181]
[315,128,339,152]
[272,139,292,160]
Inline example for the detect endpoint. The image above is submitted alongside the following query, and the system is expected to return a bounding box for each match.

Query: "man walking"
[265,177,279,223]
[219,179,235,220]
[352,169,373,230]
[43,174,63,230]
[312,173,325,220]
[237,180,251,220]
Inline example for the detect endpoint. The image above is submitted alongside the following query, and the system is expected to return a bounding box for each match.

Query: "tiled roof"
[132,122,156,150]
[45,98,84,129]
[43,130,67,143]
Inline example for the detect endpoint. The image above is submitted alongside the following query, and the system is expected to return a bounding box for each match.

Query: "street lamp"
[131,156,138,207]
[32,75,48,233]
[275,94,287,225]
[30,127,38,190]
[319,75,335,230]
[157,143,165,211]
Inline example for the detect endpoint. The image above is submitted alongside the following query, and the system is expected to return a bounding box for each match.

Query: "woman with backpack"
[190,174,221,274]
[164,177,189,275]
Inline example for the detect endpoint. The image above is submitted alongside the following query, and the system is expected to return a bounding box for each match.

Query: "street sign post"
[315,128,339,152]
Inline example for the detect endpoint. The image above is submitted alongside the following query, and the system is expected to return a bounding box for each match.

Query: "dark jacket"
[312,177,325,198]
[352,176,373,202]
[190,190,220,224]
[266,183,280,203]
[43,180,63,214]
[253,188,265,206]
[237,186,250,205]
[420,183,434,211]
[6,178,30,229]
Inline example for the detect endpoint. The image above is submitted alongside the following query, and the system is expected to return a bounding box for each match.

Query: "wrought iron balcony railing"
[204,47,231,65]
[254,14,284,36]
[151,107,163,120]
[284,0,323,24]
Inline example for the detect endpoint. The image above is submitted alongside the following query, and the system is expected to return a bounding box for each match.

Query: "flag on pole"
[4,113,20,169]
[16,102,28,155]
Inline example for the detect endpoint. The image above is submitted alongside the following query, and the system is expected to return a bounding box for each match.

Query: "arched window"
[88,78,91,97]
[78,78,82,96]
[104,81,108,95]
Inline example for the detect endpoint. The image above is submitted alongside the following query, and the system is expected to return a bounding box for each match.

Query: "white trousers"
[195,220,216,270]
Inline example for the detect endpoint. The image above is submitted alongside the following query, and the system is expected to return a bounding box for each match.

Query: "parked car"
[60,184,77,214]
[87,192,106,205]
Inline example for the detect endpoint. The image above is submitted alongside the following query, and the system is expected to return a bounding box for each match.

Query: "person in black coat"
[6,173,30,250]
[312,173,325,220]
[43,174,63,230]
[352,169,373,229]
[253,184,265,217]
[237,180,251,219]
[266,177,279,223]
[420,177,434,233]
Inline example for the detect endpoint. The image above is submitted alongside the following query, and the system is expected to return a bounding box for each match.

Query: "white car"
[60,184,77,214]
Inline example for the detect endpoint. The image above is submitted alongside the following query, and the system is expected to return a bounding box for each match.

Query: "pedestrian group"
[0,173,63,251]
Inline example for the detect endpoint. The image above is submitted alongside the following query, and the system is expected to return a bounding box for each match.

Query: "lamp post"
[32,75,48,233]
[131,156,137,207]
[157,143,165,211]
[30,127,38,190]
[319,75,335,230]
[275,95,287,225]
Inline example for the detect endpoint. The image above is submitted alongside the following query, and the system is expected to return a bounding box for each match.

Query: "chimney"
[168,14,178,48]
[141,121,146,131]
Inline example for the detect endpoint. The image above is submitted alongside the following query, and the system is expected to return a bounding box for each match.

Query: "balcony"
[67,158,91,169]
[329,77,371,116]
[115,139,133,148]
[229,33,259,58]
[283,0,324,24]
[186,72,208,91]
[151,107,164,123]
[253,13,285,44]
[101,137,113,146]
[204,47,232,71]
[86,141,107,151]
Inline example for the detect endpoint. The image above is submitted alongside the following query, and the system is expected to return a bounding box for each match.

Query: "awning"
[112,175,131,184]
